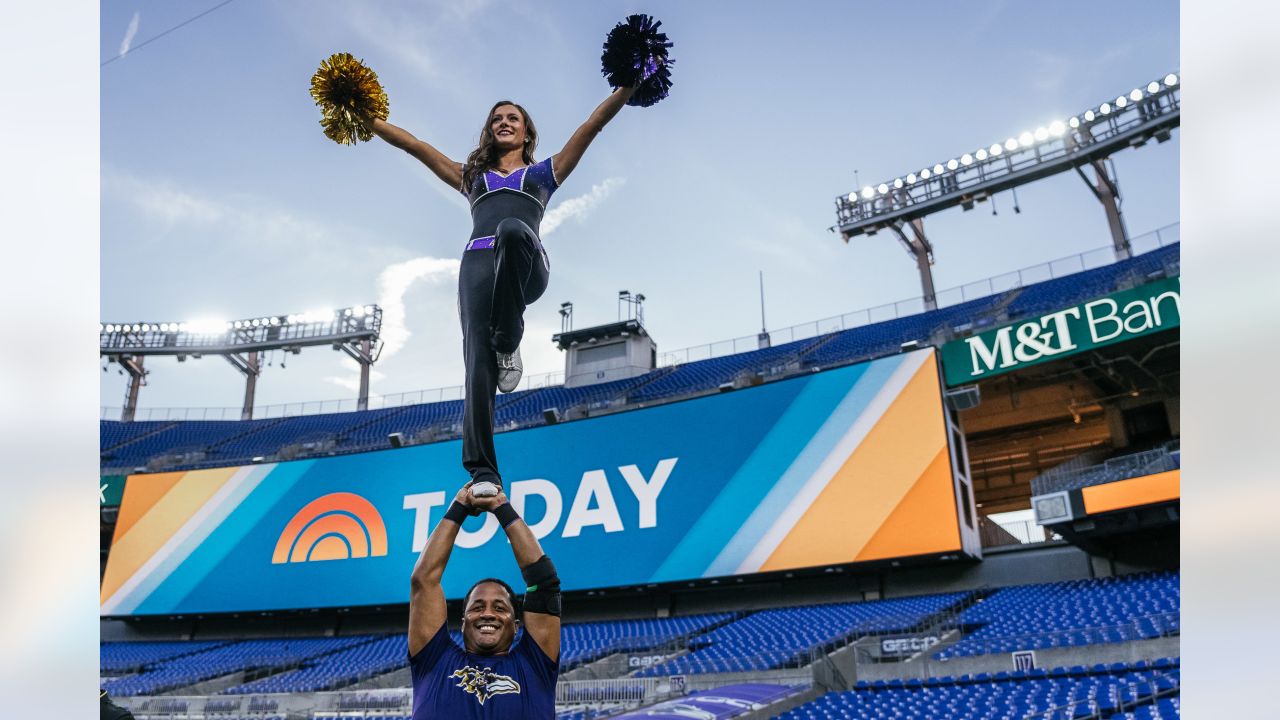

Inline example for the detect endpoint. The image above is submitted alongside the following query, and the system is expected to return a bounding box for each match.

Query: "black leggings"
[458,217,550,485]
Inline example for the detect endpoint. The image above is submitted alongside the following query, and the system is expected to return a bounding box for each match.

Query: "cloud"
[325,255,459,394]
[541,177,625,237]
[102,168,383,256]
[375,256,461,359]
[119,12,140,57]
[320,179,622,394]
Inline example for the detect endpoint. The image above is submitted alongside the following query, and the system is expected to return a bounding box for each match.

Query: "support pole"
[119,355,146,422]
[224,351,261,420]
[339,339,379,412]
[890,218,938,311]
[357,338,372,411]
[1072,133,1132,262]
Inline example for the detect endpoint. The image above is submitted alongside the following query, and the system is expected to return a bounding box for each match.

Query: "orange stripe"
[113,471,185,542]
[855,447,961,561]
[100,467,240,605]
[760,356,949,571]
[1082,469,1180,514]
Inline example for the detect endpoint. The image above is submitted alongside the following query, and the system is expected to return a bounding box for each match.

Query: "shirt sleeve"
[409,624,458,680]
[513,630,559,689]
[542,157,559,191]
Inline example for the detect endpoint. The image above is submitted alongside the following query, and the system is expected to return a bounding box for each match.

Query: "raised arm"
[472,491,561,661]
[551,85,638,185]
[408,486,474,657]
[359,113,465,191]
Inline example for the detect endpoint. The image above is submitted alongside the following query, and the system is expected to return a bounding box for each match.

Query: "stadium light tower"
[101,305,383,420]
[833,73,1180,308]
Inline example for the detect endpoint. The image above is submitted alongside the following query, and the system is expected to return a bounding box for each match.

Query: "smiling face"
[489,104,527,153]
[462,581,518,655]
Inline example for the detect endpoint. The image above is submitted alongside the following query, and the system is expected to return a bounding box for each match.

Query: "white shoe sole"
[471,481,500,498]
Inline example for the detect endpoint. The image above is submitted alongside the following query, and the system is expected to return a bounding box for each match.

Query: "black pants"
[459,218,550,485]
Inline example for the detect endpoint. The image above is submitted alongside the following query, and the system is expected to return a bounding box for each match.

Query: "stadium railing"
[1030,440,1181,496]
[101,223,1178,423]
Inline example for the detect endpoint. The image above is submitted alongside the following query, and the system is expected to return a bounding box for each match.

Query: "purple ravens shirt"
[410,625,558,719]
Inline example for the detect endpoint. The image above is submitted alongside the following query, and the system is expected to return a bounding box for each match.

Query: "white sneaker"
[471,480,501,498]
[496,346,522,393]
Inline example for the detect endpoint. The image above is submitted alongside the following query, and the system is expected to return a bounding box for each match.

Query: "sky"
[99,0,1180,414]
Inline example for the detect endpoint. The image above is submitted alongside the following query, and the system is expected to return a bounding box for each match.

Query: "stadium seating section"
[937,572,1179,659]
[101,244,1178,473]
[635,592,971,677]
[779,658,1180,720]
[100,574,1178,696]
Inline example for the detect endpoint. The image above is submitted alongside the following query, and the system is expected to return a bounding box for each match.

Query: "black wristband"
[493,502,520,528]
[443,500,471,525]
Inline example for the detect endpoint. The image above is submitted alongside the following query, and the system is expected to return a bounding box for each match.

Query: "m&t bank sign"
[941,276,1180,386]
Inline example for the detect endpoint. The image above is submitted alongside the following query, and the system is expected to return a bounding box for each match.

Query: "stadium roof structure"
[833,72,1180,311]
[101,306,382,421]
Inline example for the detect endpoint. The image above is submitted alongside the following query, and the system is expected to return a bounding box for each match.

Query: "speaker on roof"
[945,385,982,411]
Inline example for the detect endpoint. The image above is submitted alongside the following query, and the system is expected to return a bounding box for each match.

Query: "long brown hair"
[461,100,538,191]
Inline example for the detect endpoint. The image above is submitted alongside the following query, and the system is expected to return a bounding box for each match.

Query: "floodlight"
[877,183,889,194]
[1129,89,1143,101]
[1049,120,1065,136]
[363,305,375,315]
[861,186,874,199]
[186,318,228,335]
[1115,95,1128,108]
[1069,116,1080,129]
[1147,81,1161,94]
[298,309,335,324]
[989,143,1002,155]
[893,178,904,189]
[847,192,857,202]
[960,153,973,165]
[1033,127,1048,141]
[906,173,917,184]
[1100,103,1111,115]
[1084,110,1096,122]
[1004,138,1018,151]
[343,308,353,317]
[1018,131,1034,145]
[946,159,958,170]
[975,149,988,161]
[99,324,106,333]
[920,168,931,179]
[269,317,280,326]
[933,163,944,174]
[1164,73,1178,86]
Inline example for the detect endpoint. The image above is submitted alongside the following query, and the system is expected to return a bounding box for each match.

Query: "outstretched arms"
[552,85,638,185]
[471,491,561,662]
[359,113,465,191]
[408,486,472,657]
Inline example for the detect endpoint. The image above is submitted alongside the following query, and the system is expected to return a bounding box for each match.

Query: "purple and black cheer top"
[410,625,558,719]
[463,157,559,249]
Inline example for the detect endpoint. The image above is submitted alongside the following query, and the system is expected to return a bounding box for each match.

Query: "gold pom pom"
[309,53,390,146]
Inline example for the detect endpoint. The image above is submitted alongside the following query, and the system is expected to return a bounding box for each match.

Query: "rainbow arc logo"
[272,492,388,564]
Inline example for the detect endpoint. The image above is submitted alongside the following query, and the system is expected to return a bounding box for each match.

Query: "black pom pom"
[600,14,674,108]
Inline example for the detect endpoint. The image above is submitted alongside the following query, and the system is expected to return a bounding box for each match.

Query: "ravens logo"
[451,665,521,705]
